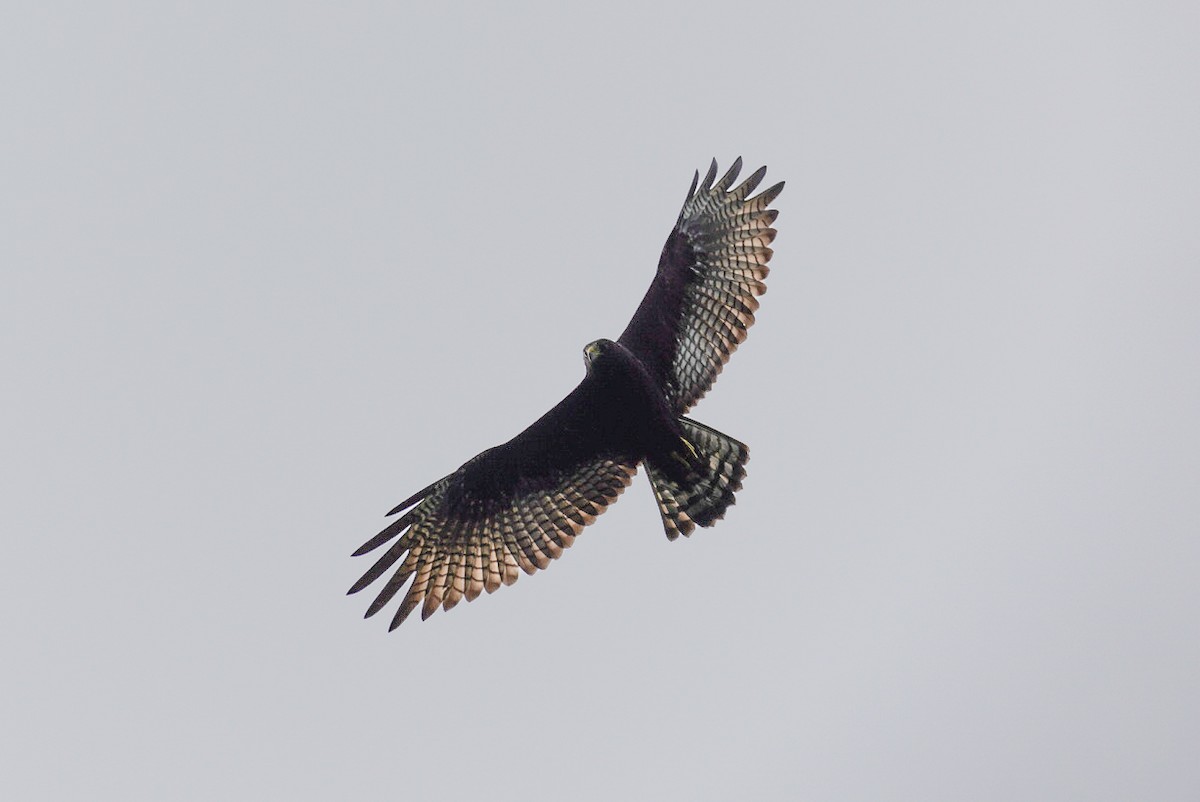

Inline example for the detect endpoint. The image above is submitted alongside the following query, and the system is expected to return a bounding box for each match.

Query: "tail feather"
[645,418,748,540]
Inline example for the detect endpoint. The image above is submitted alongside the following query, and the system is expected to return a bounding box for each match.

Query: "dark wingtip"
[715,157,743,192]
[700,158,719,191]
[385,478,441,517]
[353,505,421,556]
[764,180,785,201]
[347,574,373,595]
[351,524,397,556]
[365,590,391,619]
[678,169,701,225]
[738,166,767,197]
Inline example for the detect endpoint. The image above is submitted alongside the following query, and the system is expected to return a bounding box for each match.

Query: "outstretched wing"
[619,158,783,414]
[348,380,638,630]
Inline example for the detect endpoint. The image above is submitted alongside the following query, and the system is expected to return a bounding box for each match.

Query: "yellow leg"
[671,437,700,470]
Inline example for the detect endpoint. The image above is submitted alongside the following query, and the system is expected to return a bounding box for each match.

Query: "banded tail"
[645,417,749,540]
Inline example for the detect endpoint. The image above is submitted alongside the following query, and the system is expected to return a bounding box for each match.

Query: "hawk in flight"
[349,158,783,629]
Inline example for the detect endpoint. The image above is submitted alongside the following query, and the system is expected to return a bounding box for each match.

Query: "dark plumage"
[349,158,783,629]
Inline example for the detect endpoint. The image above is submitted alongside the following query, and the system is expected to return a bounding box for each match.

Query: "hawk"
[349,158,783,629]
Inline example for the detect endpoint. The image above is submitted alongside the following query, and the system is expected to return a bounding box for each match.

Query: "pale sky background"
[4,2,1198,800]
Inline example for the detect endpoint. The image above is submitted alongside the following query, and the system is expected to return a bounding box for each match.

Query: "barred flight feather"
[350,458,637,629]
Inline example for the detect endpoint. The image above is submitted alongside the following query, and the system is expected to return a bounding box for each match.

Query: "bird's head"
[583,338,616,373]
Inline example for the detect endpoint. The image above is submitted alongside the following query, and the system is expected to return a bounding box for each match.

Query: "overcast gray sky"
[4,2,1198,799]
